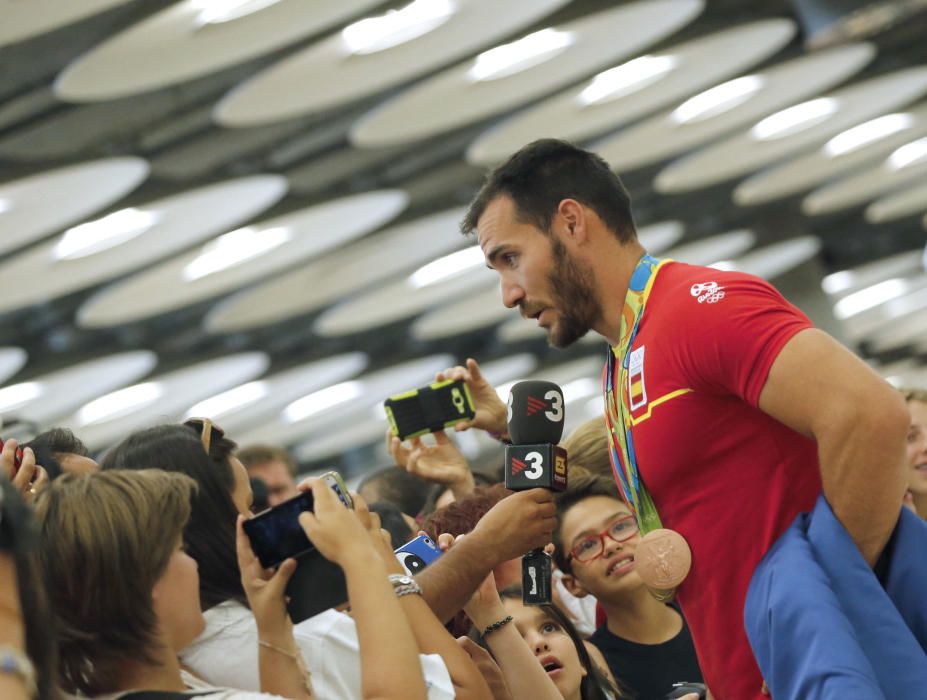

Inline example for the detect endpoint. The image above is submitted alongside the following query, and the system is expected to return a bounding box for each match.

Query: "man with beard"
[440,139,910,699]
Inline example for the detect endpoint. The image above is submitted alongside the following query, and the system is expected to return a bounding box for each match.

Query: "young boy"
[553,471,704,700]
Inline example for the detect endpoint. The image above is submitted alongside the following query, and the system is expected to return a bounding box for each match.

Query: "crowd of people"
[2,140,925,700]
[2,374,924,699]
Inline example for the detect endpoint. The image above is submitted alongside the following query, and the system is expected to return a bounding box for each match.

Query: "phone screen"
[243,491,315,569]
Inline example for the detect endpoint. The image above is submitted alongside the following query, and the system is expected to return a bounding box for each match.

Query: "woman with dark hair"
[104,420,458,699]
[101,420,251,610]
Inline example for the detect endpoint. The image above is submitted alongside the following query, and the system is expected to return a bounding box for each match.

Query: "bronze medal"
[635,528,691,599]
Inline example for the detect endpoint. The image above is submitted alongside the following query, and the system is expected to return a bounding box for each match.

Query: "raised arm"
[758,328,909,565]
[463,572,561,700]
[300,481,427,700]
[355,495,492,700]
[416,488,556,622]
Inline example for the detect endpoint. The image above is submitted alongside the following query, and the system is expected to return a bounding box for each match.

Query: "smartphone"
[384,378,476,441]
[321,470,353,510]
[243,490,316,569]
[243,471,353,570]
[665,682,707,699]
[394,534,442,576]
[0,439,24,477]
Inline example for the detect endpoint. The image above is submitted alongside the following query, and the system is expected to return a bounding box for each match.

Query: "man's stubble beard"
[546,237,601,349]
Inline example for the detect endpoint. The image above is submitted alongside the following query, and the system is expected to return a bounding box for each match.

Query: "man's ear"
[560,571,590,598]
[557,199,588,243]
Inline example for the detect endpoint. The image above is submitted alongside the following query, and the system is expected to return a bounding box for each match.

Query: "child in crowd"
[553,472,704,700]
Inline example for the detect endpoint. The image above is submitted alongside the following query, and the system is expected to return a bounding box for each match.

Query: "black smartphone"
[384,378,476,441]
[243,490,316,569]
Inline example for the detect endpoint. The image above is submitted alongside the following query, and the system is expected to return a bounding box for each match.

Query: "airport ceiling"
[0,0,925,473]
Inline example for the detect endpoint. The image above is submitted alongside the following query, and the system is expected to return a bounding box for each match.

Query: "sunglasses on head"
[183,417,225,454]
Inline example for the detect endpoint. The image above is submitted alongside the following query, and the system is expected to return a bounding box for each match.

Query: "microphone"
[504,380,568,492]
[503,380,568,605]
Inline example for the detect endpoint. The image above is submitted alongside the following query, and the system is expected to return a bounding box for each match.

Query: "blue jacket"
[744,496,927,699]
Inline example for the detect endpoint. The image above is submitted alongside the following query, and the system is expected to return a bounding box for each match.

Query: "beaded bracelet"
[481,615,513,638]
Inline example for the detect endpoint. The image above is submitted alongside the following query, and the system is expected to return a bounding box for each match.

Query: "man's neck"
[591,241,647,346]
[600,585,682,645]
[914,491,927,520]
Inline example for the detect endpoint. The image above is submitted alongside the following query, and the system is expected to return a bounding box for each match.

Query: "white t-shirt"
[180,601,455,699]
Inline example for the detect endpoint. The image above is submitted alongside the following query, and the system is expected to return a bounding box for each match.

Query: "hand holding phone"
[244,471,353,569]
[297,479,372,568]
[384,378,476,441]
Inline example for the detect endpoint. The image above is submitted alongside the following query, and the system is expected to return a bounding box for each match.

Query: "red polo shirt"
[606,261,821,700]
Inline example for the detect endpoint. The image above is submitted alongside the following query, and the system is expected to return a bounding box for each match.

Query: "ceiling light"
[577,55,677,106]
[52,208,161,261]
[467,28,574,83]
[821,270,855,295]
[409,245,483,288]
[833,278,911,319]
[185,381,268,420]
[750,97,839,141]
[671,75,765,125]
[0,198,10,214]
[823,113,914,157]
[561,378,599,403]
[341,0,455,55]
[283,381,363,423]
[183,226,291,282]
[887,136,927,170]
[192,0,283,27]
[77,382,162,425]
[0,382,43,413]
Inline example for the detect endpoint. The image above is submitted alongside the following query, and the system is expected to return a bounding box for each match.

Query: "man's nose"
[501,278,524,309]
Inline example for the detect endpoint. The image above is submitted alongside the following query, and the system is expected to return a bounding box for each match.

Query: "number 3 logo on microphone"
[524,451,544,479]
[544,390,563,422]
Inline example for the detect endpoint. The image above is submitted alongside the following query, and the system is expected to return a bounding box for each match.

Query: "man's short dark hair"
[357,466,432,518]
[26,427,90,481]
[236,444,296,478]
[552,469,623,573]
[461,138,636,243]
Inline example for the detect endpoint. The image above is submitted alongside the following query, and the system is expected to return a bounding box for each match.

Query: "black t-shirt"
[589,606,703,700]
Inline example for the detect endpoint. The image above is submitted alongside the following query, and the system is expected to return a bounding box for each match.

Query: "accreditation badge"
[628,345,647,411]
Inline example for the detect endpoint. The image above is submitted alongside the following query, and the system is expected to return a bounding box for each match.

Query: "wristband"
[481,615,513,638]
[388,573,423,599]
[0,647,37,698]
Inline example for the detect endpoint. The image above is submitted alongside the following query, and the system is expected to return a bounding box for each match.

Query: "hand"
[298,480,374,568]
[2,441,49,505]
[457,636,513,700]
[235,515,297,636]
[387,429,475,495]
[353,491,405,576]
[436,358,508,438]
[470,489,556,564]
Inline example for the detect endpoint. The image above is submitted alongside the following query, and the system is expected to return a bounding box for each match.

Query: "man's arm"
[758,328,909,565]
[416,488,557,622]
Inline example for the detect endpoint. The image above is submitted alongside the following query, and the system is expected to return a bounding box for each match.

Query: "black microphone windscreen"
[507,380,566,445]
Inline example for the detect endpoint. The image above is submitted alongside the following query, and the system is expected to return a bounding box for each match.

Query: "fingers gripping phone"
[242,471,353,623]
[384,378,476,441]
[243,471,352,569]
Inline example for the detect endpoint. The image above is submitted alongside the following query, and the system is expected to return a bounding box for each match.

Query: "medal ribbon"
[604,254,670,535]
